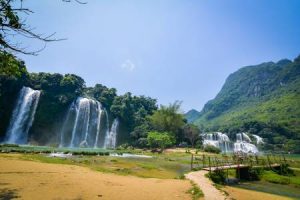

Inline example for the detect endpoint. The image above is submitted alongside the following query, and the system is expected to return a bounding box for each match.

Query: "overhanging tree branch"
[0,0,85,55]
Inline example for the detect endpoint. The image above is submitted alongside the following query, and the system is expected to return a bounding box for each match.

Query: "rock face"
[189,55,300,152]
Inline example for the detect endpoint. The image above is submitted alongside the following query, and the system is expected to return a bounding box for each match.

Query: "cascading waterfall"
[5,87,41,144]
[104,118,119,149]
[234,133,258,154]
[203,132,261,154]
[203,132,232,153]
[253,134,264,145]
[93,103,103,148]
[59,97,104,148]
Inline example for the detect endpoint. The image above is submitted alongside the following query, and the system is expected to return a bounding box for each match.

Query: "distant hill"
[185,109,200,123]
[189,55,300,152]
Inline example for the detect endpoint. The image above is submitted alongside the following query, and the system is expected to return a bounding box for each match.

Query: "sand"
[0,154,191,200]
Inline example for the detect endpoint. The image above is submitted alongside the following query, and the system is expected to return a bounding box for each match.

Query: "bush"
[207,169,226,184]
[248,167,263,180]
[276,164,294,176]
[147,131,175,151]
[203,145,221,154]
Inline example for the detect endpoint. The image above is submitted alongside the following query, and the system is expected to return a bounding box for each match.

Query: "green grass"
[187,181,204,200]
[262,170,300,187]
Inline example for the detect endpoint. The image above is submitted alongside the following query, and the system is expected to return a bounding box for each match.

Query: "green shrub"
[248,167,263,180]
[203,145,221,154]
[276,164,294,176]
[207,169,226,184]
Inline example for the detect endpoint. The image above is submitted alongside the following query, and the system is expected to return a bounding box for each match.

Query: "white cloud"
[121,59,135,71]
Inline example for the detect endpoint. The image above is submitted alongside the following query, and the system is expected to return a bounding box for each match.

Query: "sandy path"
[0,155,191,200]
[185,171,226,200]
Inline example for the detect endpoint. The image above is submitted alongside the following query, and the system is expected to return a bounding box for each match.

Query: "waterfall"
[59,97,104,148]
[104,118,119,149]
[5,87,41,144]
[93,102,102,148]
[234,133,258,154]
[203,132,232,153]
[253,134,264,145]
[203,132,261,154]
[59,101,75,147]
[236,132,252,143]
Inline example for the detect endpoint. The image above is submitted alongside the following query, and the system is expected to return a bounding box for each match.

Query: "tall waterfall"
[203,132,232,153]
[234,133,258,154]
[59,97,104,148]
[104,118,119,149]
[93,103,103,148]
[5,87,41,144]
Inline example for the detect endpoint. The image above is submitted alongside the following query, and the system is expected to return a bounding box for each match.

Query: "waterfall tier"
[59,97,118,148]
[234,133,258,154]
[5,87,41,144]
[203,132,261,154]
[104,118,119,149]
[203,132,231,153]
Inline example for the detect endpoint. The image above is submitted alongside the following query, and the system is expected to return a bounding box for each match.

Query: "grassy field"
[0,146,193,179]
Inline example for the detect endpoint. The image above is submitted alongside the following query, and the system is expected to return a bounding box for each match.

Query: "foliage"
[203,145,221,154]
[110,92,157,130]
[85,84,117,109]
[183,124,201,147]
[207,169,226,184]
[147,131,175,151]
[149,101,186,142]
[247,167,263,180]
[275,164,294,176]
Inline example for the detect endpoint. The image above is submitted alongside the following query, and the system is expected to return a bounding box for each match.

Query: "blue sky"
[18,0,300,112]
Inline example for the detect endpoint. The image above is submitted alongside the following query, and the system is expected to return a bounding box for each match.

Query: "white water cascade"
[253,134,264,145]
[5,87,41,144]
[104,118,119,149]
[59,97,104,148]
[234,133,258,154]
[203,132,232,153]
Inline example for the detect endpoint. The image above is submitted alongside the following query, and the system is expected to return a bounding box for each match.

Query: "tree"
[110,92,157,131]
[0,0,84,55]
[183,124,200,147]
[149,101,186,142]
[147,131,174,151]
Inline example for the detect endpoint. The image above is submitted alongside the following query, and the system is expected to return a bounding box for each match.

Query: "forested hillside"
[190,55,300,152]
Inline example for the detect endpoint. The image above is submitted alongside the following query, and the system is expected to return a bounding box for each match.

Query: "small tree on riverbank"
[147,131,175,152]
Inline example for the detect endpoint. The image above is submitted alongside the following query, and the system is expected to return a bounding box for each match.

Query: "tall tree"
[183,124,200,147]
[149,101,186,142]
